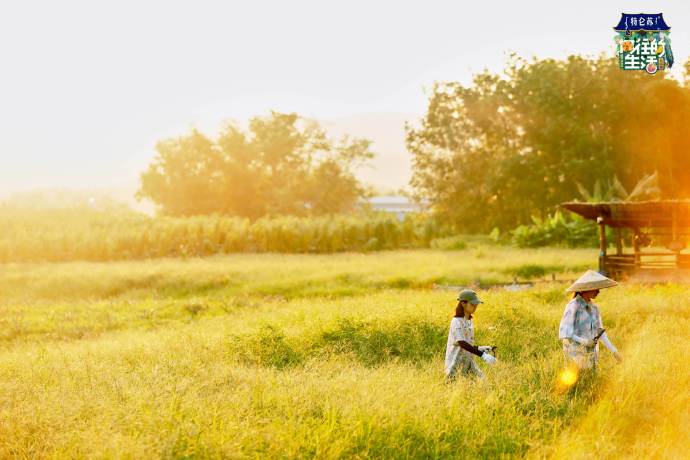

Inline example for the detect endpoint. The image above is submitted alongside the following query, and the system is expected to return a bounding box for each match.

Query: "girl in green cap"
[444,289,497,380]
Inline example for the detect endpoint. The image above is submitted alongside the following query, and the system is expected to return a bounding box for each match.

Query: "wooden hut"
[560,200,690,279]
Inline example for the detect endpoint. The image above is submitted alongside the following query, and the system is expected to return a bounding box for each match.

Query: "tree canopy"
[407,55,690,232]
[139,112,374,218]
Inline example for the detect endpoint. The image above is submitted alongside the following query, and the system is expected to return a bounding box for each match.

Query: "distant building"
[365,195,426,220]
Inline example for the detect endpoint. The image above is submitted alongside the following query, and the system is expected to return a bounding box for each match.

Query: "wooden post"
[673,206,679,268]
[615,228,623,255]
[633,230,641,268]
[597,216,606,273]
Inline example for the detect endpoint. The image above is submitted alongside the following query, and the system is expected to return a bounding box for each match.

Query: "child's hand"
[481,353,497,365]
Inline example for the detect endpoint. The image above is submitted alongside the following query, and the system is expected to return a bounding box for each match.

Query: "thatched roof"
[560,200,690,228]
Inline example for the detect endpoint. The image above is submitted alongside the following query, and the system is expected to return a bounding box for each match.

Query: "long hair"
[573,290,598,299]
[454,301,472,319]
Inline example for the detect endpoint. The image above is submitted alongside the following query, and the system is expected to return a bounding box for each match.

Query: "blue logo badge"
[613,13,673,74]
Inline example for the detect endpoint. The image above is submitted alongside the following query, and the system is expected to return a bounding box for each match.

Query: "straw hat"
[566,270,618,292]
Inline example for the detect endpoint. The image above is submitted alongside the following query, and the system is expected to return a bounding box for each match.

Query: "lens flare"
[557,366,579,391]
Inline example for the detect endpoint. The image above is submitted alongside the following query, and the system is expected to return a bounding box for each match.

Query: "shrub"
[430,236,468,251]
[510,264,549,279]
[510,212,598,248]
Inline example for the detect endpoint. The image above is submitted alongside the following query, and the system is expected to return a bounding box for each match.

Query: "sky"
[1,0,688,198]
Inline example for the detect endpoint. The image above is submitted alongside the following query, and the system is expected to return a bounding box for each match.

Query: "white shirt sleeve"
[599,331,618,353]
[451,318,468,344]
[595,309,618,353]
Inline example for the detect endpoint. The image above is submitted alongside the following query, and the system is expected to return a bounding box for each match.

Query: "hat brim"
[457,298,483,304]
[565,279,618,292]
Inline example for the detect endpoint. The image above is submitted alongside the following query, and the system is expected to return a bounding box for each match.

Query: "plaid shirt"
[558,295,604,369]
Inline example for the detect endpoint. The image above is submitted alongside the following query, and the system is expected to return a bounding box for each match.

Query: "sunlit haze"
[2,3,690,454]
[1,0,688,198]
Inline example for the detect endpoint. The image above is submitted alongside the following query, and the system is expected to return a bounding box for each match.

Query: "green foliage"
[237,325,303,369]
[576,171,661,202]
[508,264,548,279]
[0,206,447,262]
[430,235,468,250]
[407,55,690,231]
[511,211,598,248]
[512,172,660,249]
[502,263,590,280]
[139,112,374,217]
[316,318,444,366]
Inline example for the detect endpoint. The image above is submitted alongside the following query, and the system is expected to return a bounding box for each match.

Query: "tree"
[138,112,374,217]
[139,130,224,216]
[407,55,690,232]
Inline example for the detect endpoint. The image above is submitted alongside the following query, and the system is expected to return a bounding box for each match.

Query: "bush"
[510,264,548,279]
[510,212,598,248]
[430,236,468,251]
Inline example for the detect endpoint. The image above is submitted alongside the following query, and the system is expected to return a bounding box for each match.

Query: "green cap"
[457,289,483,304]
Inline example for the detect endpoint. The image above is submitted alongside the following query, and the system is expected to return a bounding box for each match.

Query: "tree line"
[139,55,690,233]
[407,55,690,232]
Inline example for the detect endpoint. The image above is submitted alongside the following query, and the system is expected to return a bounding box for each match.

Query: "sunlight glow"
[557,366,579,389]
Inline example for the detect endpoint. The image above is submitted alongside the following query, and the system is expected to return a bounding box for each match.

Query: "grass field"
[1,248,688,458]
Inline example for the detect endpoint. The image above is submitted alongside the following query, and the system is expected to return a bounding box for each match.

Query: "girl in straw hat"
[558,270,623,370]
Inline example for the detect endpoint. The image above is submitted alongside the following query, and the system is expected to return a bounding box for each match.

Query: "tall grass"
[0,206,447,263]
[0,249,687,457]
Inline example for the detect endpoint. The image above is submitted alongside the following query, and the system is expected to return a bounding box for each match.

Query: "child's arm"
[456,340,483,357]
[457,341,497,363]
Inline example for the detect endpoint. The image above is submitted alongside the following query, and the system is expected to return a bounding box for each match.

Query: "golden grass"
[0,249,687,458]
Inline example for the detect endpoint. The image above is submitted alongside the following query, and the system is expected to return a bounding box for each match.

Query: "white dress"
[445,316,483,378]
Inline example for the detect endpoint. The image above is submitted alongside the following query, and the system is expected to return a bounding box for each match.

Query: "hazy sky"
[1,1,688,196]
